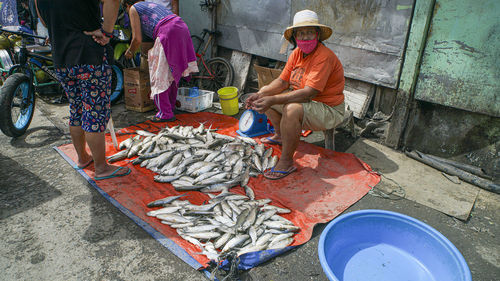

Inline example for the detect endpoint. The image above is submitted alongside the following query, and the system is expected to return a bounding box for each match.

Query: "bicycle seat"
[202,29,221,36]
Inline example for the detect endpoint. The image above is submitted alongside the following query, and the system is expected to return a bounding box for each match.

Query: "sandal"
[260,137,282,146]
[151,116,176,123]
[94,166,131,181]
[263,166,297,180]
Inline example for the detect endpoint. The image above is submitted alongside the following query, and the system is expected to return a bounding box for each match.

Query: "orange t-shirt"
[280,43,345,107]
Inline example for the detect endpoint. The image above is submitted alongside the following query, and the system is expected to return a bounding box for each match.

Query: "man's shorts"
[271,100,345,131]
[54,63,112,133]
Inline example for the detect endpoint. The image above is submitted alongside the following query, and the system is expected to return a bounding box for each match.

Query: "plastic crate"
[176,87,214,113]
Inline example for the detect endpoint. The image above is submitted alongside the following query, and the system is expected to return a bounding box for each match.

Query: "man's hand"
[244,92,261,109]
[252,96,275,114]
[84,29,110,46]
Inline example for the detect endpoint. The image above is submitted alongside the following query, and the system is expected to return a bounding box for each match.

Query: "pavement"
[1,95,499,281]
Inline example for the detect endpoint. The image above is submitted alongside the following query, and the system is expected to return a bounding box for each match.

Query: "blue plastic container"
[189,87,199,97]
[318,210,471,281]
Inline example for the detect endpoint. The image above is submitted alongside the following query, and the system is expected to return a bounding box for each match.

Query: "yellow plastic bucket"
[217,87,239,115]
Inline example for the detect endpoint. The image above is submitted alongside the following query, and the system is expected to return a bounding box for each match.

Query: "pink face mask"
[296,37,318,54]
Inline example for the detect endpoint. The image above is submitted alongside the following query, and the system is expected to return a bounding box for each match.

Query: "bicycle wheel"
[0,73,35,137]
[198,57,234,93]
[110,64,123,104]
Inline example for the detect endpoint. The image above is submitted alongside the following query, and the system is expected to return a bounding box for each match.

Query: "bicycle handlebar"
[0,27,47,40]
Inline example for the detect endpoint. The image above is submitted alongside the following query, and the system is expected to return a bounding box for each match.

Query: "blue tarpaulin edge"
[220,246,298,271]
[53,146,217,279]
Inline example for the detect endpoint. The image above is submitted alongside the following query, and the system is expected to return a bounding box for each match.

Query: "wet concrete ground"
[0,96,499,280]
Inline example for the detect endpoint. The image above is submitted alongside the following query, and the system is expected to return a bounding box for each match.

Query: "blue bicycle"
[0,27,124,137]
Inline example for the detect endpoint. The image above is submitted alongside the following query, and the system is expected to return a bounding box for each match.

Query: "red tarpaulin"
[56,112,380,269]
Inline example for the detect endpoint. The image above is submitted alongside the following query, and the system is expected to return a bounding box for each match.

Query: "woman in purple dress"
[123,0,198,122]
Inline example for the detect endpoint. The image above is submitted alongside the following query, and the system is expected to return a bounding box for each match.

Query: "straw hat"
[284,10,332,42]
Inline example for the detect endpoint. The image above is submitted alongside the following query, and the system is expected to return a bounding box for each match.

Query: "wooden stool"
[323,108,355,151]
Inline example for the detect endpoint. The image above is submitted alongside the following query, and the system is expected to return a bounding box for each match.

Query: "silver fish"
[156,214,192,224]
[268,155,278,170]
[254,143,265,157]
[237,136,257,146]
[187,231,221,240]
[107,149,129,163]
[146,194,187,207]
[268,237,293,250]
[254,209,277,226]
[136,130,156,137]
[269,233,295,246]
[263,147,273,159]
[243,185,255,200]
[170,222,194,228]
[214,232,233,249]
[192,170,224,184]
[240,206,258,231]
[147,206,182,216]
[221,234,249,253]
[261,205,291,214]
[119,137,134,150]
[255,232,273,246]
[154,174,182,183]
[249,226,258,245]
[252,154,262,172]
[183,225,220,233]
[262,221,300,232]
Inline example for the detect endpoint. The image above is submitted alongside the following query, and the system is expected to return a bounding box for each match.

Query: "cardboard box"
[123,68,155,112]
[139,54,149,73]
[140,42,153,73]
[253,64,283,89]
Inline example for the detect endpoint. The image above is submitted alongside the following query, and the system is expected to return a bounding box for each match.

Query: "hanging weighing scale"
[236,109,271,138]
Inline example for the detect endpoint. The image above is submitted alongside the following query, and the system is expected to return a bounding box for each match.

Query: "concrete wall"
[179,0,212,55]
[404,101,499,174]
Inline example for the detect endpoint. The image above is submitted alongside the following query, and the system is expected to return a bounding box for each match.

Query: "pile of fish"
[108,123,300,260]
[109,123,276,194]
[146,192,299,261]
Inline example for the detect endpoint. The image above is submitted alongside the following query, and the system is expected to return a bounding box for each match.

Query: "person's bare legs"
[85,131,128,178]
[69,125,93,168]
[271,103,303,172]
[264,108,283,142]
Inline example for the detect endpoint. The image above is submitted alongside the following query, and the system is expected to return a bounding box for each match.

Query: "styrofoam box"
[176,87,214,113]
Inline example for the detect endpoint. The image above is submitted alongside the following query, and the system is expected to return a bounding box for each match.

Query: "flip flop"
[260,137,282,146]
[74,159,93,170]
[94,166,131,181]
[151,116,176,123]
[263,166,297,180]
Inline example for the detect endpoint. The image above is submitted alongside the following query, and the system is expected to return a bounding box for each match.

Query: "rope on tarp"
[209,252,241,281]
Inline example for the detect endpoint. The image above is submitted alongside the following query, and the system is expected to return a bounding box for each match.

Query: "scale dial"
[239,110,254,132]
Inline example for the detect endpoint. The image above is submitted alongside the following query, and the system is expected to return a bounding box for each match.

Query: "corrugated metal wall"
[214,0,414,89]
[414,0,500,117]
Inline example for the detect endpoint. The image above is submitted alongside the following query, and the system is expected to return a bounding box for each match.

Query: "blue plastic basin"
[318,210,471,281]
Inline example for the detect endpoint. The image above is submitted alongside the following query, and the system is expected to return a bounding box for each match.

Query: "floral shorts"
[54,63,112,133]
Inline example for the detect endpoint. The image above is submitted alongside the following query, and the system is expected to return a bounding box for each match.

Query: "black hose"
[405,150,500,194]
[415,150,492,180]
